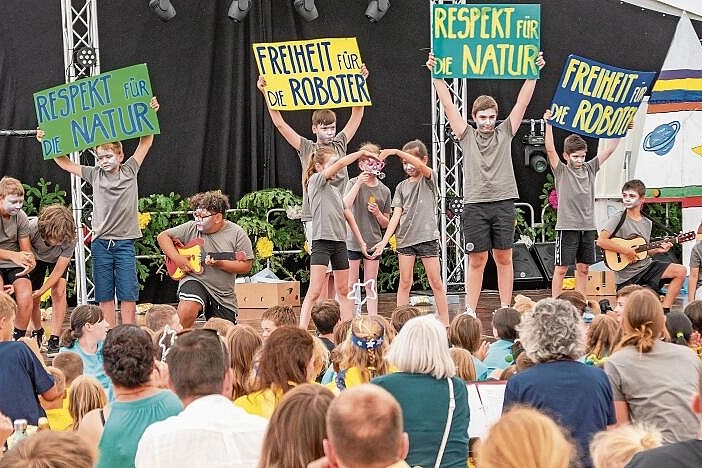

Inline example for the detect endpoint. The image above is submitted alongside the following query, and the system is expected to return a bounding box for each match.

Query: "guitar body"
[603,236,649,271]
[166,238,205,280]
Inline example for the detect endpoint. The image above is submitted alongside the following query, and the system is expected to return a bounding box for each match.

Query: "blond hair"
[302,146,335,188]
[513,294,536,314]
[51,351,83,387]
[202,317,236,336]
[145,304,178,331]
[586,314,621,363]
[95,141,123,156]
[37,204,76,244]
[1,431,95,468]
[261,305,297,327]
[449,347,476,382]
[311,336,330,379]
[226,325,262,399]
[476,406,576,468]
[617,289,665,353]
[45,366,66,396]
[0,291,17,322]
[338,316,391,382]
[589,424,662,468]
[0,176,24,198]
[68,375,107,431]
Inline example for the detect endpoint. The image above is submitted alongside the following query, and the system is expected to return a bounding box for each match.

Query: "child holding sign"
[38,97,160,326]
[427,51,545,316]
[370,141,449,327]
[544,109,620,297]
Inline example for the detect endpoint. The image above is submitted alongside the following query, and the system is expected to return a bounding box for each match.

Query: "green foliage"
[23,178,67,215]
[377,249,429,292]
[646,202,683,259]
[538,173,557,241]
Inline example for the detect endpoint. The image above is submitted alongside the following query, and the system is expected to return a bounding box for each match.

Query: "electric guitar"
[165,238,247,280]
[603,231,695,271]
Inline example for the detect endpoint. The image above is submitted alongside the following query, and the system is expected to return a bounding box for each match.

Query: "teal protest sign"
[431,4,540,79]
[34,64,160,159]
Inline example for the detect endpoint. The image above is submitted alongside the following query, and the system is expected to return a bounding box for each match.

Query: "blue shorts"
[91,238,139,302]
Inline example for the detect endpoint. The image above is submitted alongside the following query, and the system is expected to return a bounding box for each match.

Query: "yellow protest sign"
[252,37,371,111]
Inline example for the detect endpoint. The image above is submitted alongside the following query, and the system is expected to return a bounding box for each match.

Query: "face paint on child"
[2,195,24,216]
[96,152,119,172]
[622,191,641,209]
[567,151,586,169]
[193,211,217,232]
[403,162,417,176]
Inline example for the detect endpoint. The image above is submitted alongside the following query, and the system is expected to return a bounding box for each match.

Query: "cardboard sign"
[34,64,160,159]
[431,4,540,79]
[549,55,655,138]
[252,37,371,110]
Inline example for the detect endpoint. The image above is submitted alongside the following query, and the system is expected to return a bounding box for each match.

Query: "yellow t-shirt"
[326,366,398,394]
[45,407,73,431]
[234,387,284,419]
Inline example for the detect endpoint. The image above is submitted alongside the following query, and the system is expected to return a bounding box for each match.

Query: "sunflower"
[138,212,152,230]
[256,237,274,259]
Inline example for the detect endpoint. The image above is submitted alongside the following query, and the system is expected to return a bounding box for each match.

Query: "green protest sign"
[431,4,540,79]
[34,64,160,159]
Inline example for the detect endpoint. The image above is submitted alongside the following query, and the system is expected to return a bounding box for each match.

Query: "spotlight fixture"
[228,0,252,22]
[149,0,176,22]
[522,119,548,173]
[294,0,318,22]
[365,0,390,23]
[74,47,97,67]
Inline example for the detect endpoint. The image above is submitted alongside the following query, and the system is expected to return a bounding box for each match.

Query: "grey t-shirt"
[307,172,347,242]
[166,220,254,312]
[28,217,76,263]
[603,212,653,284]
[345,178,392,251]
[690,243,702,290]
[604,341,702,444]
[0,210,30,269]
[81,157,141,240]
[459,119,518,203]
[391,170,440,249]
[299,133,349,222]
[554,158,601,230]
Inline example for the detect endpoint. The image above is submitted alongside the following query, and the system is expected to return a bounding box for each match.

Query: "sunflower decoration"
[138,212,152,230]
[303,240,311,255]
[256,236,274,259]
[388,235,397,252]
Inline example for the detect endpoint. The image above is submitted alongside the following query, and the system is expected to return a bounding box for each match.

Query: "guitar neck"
[634,237,678,253]
[208,252,235,261]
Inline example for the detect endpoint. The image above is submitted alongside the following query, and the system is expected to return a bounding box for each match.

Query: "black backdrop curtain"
[0,0,700,211]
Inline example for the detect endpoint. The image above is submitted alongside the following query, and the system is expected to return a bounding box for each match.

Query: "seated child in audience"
[389,304,421,333]
[666,311,693,346]
[330,315,392,391]
[311,336,331,383]
[584,314,621,367]
[260,304,297,340]
[311,299,340,353]
[51,350,83,410]
[513,294,536,314]
[68,375,107,431]
[321,319,353,385]
[449,347,477,382]
[483,307,521,371]
[589,423,662,468]
[2,430,96,468]
[202,316,236,336]
[144,304,182,332]
[684,300,702,349]
[40,366,73,430]
[448,313,489,380]
[225,324,262,399]
[557,290,600,327]
[613,284,644,322]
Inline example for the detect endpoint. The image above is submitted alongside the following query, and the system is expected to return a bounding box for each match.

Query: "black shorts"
[396,239,440,258]
[461,200,515,252]
[617,260,671,292]
[554,230,597,266]
[178,280,237,324]
[28,260,70,290]
[0,267,31,285]
[348,250,379,261]
[311,240,349,270]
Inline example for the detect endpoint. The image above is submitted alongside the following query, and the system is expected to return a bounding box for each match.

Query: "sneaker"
[30,328,45,349]
[46,335,61,357]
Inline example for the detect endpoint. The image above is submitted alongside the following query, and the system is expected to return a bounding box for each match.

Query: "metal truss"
[61,0,100,303]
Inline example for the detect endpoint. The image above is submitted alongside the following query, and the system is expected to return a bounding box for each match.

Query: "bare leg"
[99,300,116,327]
[397,254,416,307]
[333,269,353,321]
[493,248,513,307]
[50,278,68,336]
[177,300,203,330]
[299,265,329,329]
[661,264,687,309]
[13,278,34,331]
[120,301,136,325]
[363,258,380,316]
[421,256,449,326]
[552,265,569,298]
[574,263,589,295]
[465,251,488,311]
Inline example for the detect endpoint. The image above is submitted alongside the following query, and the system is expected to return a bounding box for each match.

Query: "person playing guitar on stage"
[596,180,687,314]
[157,191,253,329]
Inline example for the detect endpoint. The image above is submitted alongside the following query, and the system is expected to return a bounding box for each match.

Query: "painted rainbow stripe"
[648,69,702,113]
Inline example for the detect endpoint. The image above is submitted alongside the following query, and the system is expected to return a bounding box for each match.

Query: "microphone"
[0,129,38,137]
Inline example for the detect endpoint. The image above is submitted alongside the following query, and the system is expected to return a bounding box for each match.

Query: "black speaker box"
[531,242,575,283]
[480,243,545,291]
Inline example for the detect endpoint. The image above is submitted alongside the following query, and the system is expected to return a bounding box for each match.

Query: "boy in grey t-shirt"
[544,109,620,296]
[596,179,687,313]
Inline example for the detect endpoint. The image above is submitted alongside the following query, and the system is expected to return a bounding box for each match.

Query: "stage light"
[228,0,251,22]
[74,47,97,67]
[365,0,390,23]
[522,119,548,173]
[294,0,318,22]
[149,0,176,22]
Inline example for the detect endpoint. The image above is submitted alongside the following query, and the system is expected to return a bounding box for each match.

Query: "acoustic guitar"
[165,238,247,280]
[603,231,695,271]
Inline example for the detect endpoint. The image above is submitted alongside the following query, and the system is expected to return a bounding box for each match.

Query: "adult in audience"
[604,288,701,444]
[373,315,469,468]
[2,430,95,468]
[476,406,576,468]
[504,298,615,468]
[258,383,333,468]
[136,329,267,467]
[590,423,662,468]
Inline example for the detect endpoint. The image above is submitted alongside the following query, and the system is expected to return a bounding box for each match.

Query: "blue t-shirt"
[472,356,489,381]
[483,339,514,370]
[0,341,54,424]
[60,340,114,401]
[504,359,615,468]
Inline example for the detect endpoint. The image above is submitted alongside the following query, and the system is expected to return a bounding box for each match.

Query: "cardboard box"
[235,281,301,309]
[586,271,616,296]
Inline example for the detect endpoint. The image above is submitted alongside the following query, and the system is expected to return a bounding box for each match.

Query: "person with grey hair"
[503,298,615,468]
[372,314,468,468]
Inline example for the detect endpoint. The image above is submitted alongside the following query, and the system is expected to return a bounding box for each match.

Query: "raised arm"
[379,148,433,179]
[508,52,546,135]
[543,110,560,170]
[36,129,83,177]
[131,97,160,166]
[427,53,468,137]
[596,137,621,166]
[322,150,372,181]
[257,76,302,151]
[343,173,371,209]
[339,64,369,142]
